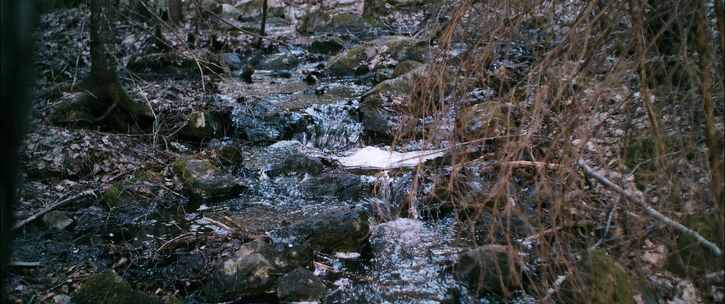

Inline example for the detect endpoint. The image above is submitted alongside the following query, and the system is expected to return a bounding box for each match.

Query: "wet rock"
[179,111,227,140]
[173,158,246,200]
[300,171,370,200]
[207,139,243,166]
[359,65,426,141]
[454,244,524,296]
[261,140,324,177]
[73,271,160,304]
[364,0,442,17]
[42,211,74,230]
[309,36,345,55]
[223,52,243,70]
[241,63,255,83]
[327,36,428,77]
[276,268,327,302]
[208,253,276,300]
[370,218,424,253]
[233,102,305,142]
[236,238,312,272]
[561,249,634,304]
[281,206,370,252]
[256,53,301,71]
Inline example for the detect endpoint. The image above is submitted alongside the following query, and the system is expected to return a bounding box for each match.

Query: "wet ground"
[8,4,490,303]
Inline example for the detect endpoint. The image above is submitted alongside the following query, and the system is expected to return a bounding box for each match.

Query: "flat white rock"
[333,146,445,170]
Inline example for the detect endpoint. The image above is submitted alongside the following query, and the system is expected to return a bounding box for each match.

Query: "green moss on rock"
[73,271,160,304]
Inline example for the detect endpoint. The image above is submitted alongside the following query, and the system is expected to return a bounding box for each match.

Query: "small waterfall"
[298,101,363,152]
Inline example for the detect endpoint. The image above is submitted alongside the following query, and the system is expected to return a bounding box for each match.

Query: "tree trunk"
[694,0,725,264]
[168,0,183,25]
[87,0,150,129]
[258,0,268,46]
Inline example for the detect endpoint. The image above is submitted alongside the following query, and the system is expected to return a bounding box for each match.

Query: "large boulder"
[73,272,160,304]
[326,36,428,77]
[454,245,524,296]
[173,158,246,200]
[276,268,327,302]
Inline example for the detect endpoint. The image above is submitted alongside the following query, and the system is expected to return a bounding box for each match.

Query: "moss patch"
[666,214,723,280]
[73,272,160,304]
[561,249,634,304]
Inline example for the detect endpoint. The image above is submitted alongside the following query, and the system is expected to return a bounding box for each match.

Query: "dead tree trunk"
[168,0,183,25]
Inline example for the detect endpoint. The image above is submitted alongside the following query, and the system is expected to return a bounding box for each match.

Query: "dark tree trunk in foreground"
[168,0,183,25]
[1,1,35,298]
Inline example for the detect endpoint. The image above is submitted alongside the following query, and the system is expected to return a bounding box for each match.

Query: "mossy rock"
[560,249,634,304]
[73,271,160,304]
[666,214,723,279]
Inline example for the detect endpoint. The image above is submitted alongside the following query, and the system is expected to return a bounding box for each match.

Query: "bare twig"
[13,190,96,231]
[577,159,722,256]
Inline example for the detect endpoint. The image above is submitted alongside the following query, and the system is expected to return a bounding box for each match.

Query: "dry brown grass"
[399,0,724,301]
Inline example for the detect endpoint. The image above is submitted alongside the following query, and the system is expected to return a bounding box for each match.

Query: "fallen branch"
[13,190,96,231]
[577,159,722,257]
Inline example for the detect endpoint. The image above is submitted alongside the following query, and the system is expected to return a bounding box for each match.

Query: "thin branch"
[13,190,96,231]
[577,159,722,256]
